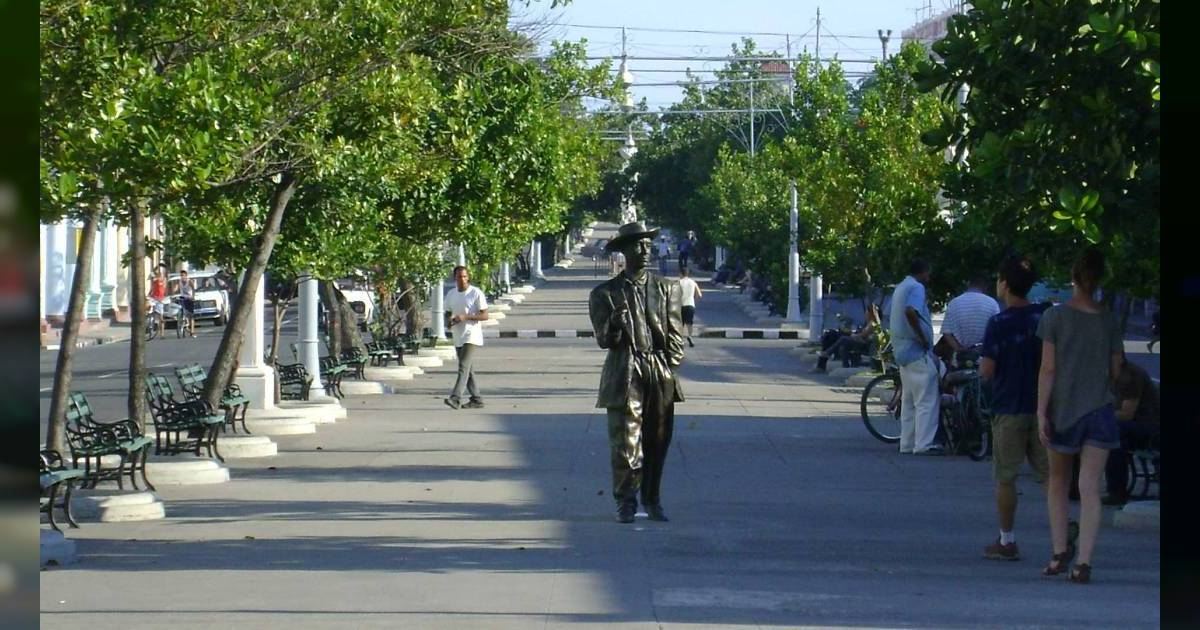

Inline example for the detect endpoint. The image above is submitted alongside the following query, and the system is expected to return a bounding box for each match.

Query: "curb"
[42,334,129,351]
[483,328,806,340]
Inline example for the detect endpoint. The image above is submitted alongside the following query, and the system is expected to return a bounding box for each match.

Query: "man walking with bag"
[444,265,488,410]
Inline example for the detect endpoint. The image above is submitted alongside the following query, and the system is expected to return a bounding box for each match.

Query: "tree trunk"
[203,173,298,410]
[336,289,366,351]
[319,280,342,358]
[269,295,289,404]
[45,207,100,454]
[399,278,417,336]
[127,203,148,430]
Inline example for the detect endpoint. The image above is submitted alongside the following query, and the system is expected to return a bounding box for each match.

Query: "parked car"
[165,271,231,326]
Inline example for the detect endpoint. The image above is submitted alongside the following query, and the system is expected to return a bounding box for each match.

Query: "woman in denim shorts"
[1035,249,1124,584]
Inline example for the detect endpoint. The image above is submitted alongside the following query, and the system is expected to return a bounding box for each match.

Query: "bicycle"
[860,329,902,444]
[938,347,992,461]
[146,299,185,340]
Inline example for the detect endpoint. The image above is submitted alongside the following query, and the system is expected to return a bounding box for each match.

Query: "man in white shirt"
[940,276,1001,352]
[443,265,488,409]
[677,266,702,347]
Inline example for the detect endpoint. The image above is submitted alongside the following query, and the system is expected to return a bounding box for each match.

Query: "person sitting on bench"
[1101,357,1160,505]
[813,306,880,373]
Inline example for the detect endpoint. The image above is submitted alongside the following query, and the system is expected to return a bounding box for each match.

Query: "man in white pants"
[444,265,488,409]
[889,260,942,455]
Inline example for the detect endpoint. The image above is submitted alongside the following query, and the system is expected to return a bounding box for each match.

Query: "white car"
[339,287,376,331]
[166,272,232,326]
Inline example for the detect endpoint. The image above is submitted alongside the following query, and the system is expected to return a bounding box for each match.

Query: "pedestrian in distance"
[677,266,702,347]
[656,235,671,276]
[979,255,1054,561]
[177,268,197,338]
[678,230,697,269]
[589,221,686,524]
[443,265,488,410]
[148,263,168,339]
[1036,248,1124,584]
[889,259,942,455]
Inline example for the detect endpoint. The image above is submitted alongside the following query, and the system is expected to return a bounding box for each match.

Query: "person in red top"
[148,263,168,338]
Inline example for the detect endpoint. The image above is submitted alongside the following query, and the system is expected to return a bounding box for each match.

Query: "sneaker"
[443,398,461,410]
[984,538,1021,561]
[463,400,485,409]
[687,337,695,348]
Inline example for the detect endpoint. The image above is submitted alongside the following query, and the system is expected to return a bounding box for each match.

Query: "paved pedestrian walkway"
[41,225,1160,629]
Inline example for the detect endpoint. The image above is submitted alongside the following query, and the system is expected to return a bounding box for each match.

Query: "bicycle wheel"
[146,314,159,340]
[940,404,961,455]
[967,421,991,461]
[861,372,902,443]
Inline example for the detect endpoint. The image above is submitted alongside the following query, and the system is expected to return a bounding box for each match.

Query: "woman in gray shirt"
[1035,249,1123,584]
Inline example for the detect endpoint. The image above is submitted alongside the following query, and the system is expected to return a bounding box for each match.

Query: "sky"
[512,0,961,110]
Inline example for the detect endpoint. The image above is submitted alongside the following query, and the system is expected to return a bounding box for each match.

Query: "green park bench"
[65,392,155,491]
[145,373,225,462]
[319,355,346,399]
[364,340,401,367]
[40,450,84,533]
[174,363,251,434]
[275,363,313,401]
[339,348,368,380]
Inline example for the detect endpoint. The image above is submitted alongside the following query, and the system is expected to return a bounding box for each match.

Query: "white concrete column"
[298,274,326,399]
[786,182,803,323]
[564,233,572,256]
[39,224,46,324]
[236,270,276,410]
[531,238,545,280]
[715,246,726,270]
[457,243,466,267]
[500,261,510,291]
[808,275,824,341]
[45,222,67,319]
[431,278,445,339]
[114,225,130,315]
[89,222,103,296]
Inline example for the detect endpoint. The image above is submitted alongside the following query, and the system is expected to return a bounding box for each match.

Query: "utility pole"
[785,34,802,325]
[877,29,892,60]
[808,6,825,339]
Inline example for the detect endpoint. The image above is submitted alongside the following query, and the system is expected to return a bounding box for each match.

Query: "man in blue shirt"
[979,254,1051,561]
[889,260,941,455]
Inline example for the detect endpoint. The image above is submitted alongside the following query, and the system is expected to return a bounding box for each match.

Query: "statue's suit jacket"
[588,271,686,409]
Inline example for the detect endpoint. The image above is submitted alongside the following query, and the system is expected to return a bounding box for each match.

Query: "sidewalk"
[41,226,1160,628]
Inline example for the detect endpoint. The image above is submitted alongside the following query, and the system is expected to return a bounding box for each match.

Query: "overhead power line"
[532,54,878,64]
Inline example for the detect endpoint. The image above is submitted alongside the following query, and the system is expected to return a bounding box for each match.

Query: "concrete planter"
[41,530,77,566]
[73,489,166,522]
[481,319,499,327]
[512,285,536,294]
[490,303,512,313]
[1113,501,1159,530]
[487,311,507,321]
[145,457,230,485]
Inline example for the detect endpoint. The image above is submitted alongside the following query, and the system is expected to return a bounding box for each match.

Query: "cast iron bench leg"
[45,484,62,533]
[63,480,80,528]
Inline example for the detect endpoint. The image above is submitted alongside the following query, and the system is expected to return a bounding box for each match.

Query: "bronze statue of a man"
[588,221,686,523]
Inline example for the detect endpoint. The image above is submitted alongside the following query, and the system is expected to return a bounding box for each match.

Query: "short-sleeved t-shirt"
[444,285,487,347]
[942,290,1000,348]
[1116,362,1160,425]
[678,277,699,308]
[1036,304,1124,432]
[981,302,1051,415]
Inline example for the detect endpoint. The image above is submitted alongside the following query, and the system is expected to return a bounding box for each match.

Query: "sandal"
[1042,550,1072,576]
[1068,563,1091,584]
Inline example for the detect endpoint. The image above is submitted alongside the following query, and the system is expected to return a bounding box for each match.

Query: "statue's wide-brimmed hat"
[604,221,660,252]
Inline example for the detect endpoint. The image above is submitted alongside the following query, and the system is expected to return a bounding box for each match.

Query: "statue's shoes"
[644,505,669,522]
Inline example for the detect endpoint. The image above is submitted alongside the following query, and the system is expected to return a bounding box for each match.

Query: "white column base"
[73,489,166,521]
[41,530,78,566]
[242,412,318,435]
[236,365,277,410]
[405,355,444,368]
[364,366,419,381]
[278,399,344,422]
[339,381,391,395]
[145,457,230,485]
[220,435,278,458]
